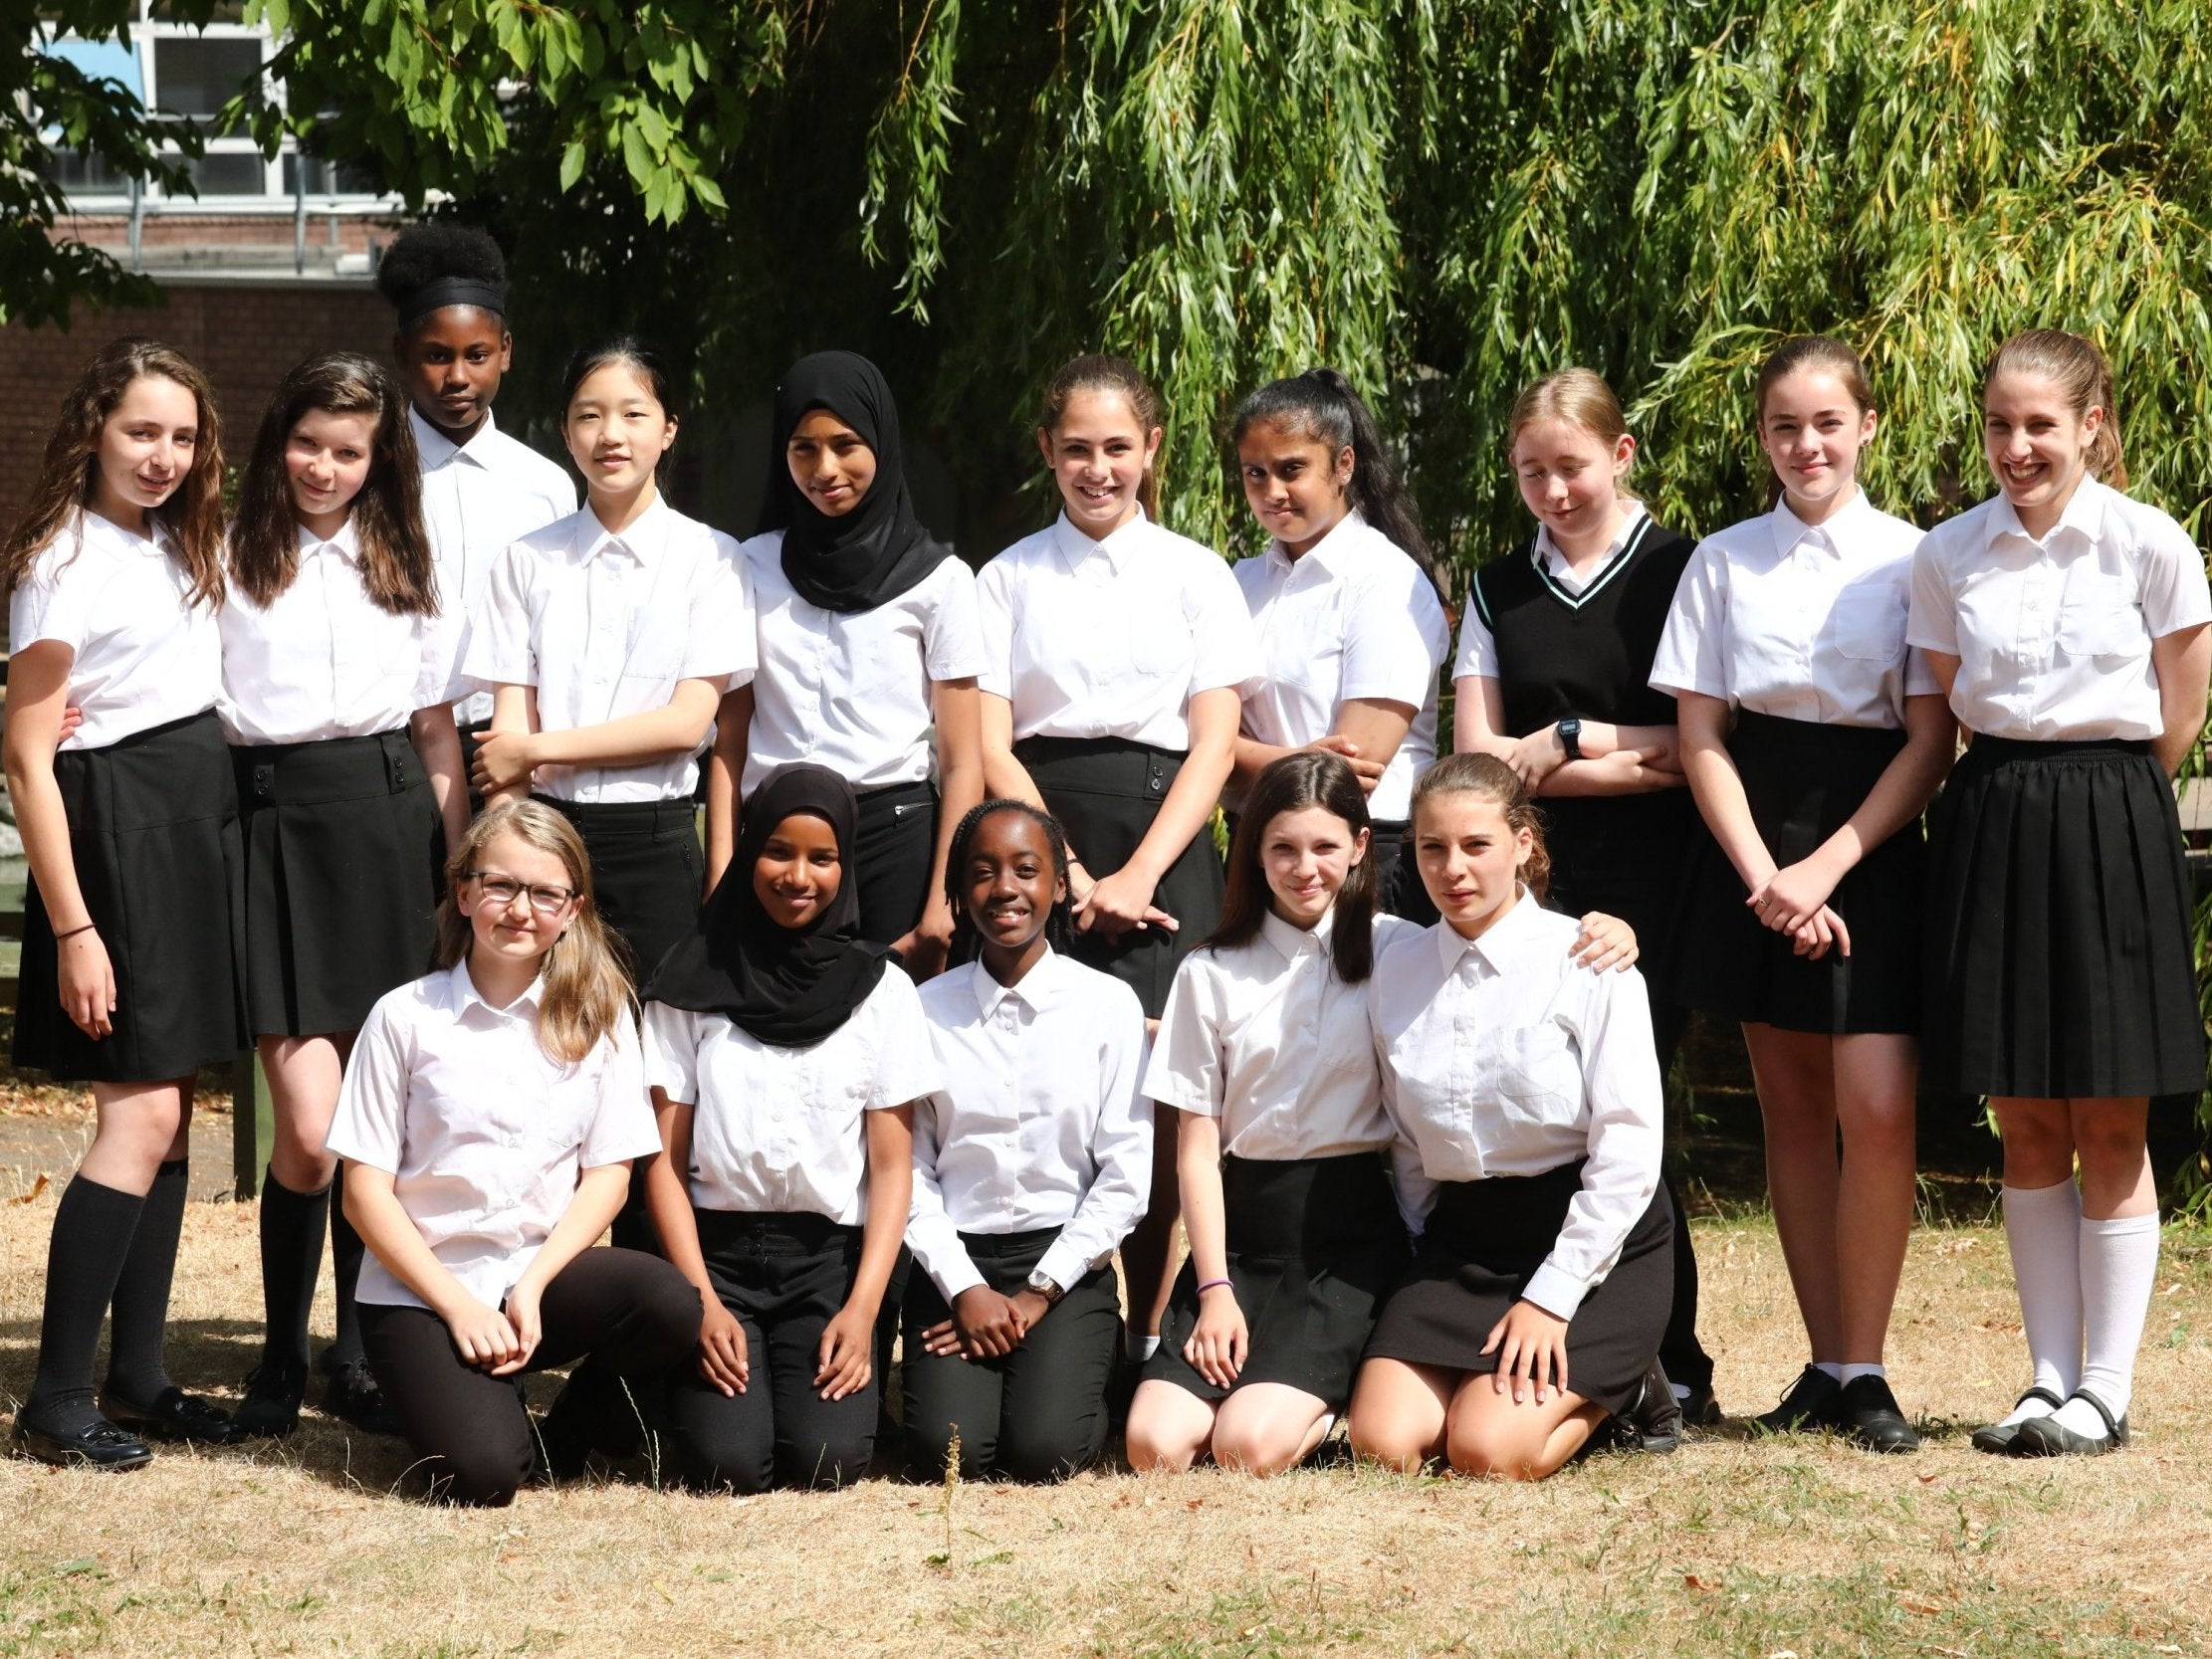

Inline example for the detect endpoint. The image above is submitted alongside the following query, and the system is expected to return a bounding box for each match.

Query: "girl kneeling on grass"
[328,801,702,1507]
[1350,754,1674,1481]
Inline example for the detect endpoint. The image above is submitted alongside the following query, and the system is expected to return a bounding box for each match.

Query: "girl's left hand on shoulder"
[470,730,540,794]
[814,1302,875,1401]
[893,906,956,982]
[1570,912,1639,973]
[1481,1298,1570,1405]
[492,1280,544,1377]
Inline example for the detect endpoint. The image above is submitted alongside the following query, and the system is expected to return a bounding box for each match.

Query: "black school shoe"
[2014,1389,2129,1457]
[98,1385,236,1445]
[1676,1380,1723,1430]
[1751,1364,1844,1434]
[12,1411,154,1471]
[324,1356,401,1435]
[1969,1385,2064,1456]
[230,1360,312,1439]
[1836,1373,1919,1453]
[1621,1358,1684,1453]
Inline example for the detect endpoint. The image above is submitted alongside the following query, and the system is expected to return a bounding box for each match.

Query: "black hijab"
[644,763,890,1048]
[758,350,953,614]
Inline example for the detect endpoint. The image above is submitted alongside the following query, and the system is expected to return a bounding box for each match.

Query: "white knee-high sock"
[2000,1181,2083,1420]
[2069,1211,2159,1425]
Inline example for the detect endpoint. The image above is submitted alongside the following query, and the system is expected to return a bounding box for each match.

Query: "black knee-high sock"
[258,1168,330,1370]
[326,1162,366,1368]
[26,1175,146,1429]
[104,1157,189,1404]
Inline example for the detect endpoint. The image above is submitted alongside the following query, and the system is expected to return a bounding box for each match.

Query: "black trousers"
[358,1247,702,1507]
[665,1210,878,1492]
[853,778,939,948]
[900,1227,1122,1483]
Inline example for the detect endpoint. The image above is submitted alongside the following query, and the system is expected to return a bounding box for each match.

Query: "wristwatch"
[1556,717,1584,760]
[1024,1269,1065,1306]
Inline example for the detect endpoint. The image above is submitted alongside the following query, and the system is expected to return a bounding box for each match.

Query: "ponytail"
[1411,752,1552,907]
[1985,329,2127,491]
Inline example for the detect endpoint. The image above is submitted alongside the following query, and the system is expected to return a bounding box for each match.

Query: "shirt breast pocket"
[1494,1023,1582,1130]
[1129,610,1191,680]
[2057,574,2141,661]
[1832,585,1905,664]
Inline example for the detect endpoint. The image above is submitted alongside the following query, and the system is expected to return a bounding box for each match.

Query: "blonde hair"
[1505,368,1635,500]
[1411,752,1551,904]
[434,801,632,1064]
[1984,328,2127,490]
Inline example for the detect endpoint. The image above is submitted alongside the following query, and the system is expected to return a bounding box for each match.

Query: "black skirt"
[15,710,246,1083]
[1367,820,1438,926]
[1663,711,1923,1034]
[534,795,703,986]
[1145,1151,1410,1409]
[235,728,443,1037]
[1364,1161,1673,1415]
[1923,734,2205,1099]
[1014,735,1223,1018]
[853,778,939,948]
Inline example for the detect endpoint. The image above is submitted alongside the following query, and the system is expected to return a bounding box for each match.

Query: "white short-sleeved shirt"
[1452,503,1653,681]
[463,497,758,801]
[1649,490,1939,728]
[741,530,987,798]
[1145,909,1421,1161]
[907,949,1152,1301]
[1368,896,1662,1321]
[326,962,660,1312]
[218,519,459,745]
[413,409,578,726]
[976,510,1260,748]
[1232,515,1451,822]
[1906,476,2212,741]
[8,510,221,750]
[642,967,939,1224]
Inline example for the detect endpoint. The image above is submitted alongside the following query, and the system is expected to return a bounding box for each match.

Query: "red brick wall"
[0,281,392,529]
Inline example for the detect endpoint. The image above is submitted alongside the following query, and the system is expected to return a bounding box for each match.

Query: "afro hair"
[375,223,507,317]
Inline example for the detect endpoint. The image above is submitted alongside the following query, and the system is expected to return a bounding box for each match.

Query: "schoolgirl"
[218,352,470,1440]
[376,224,575,747]
[4,339,243,1468]
[328,801,701,1506]
[976,352,1259,1352]
[1226,370,1451,922]
[1453,369,1715,1418]
[641,763,932,1491]
[464,336,755,985]
[1908,330,2210,1457]
[1124,752,1419,1476]
[1350,754,1673,1482]
[902,800,1150,1481]
[707,349,986,973]
[1650,336,1954,1452]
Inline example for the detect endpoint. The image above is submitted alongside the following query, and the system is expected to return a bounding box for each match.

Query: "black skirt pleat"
[1013,736,1223,1018]
[1923,735,2204,1099]
[15,710,246,1083]
[1662,711,1923,1033]
[534,795,703,986]
[1144,1151,1410,1409]
[236,729,443,1037]
[1363,1161,1673,1415]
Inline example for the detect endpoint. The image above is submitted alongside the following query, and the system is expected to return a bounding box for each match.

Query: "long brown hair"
[229,352,436,614]
[1410,752,1551,905]
[434,801,632,1064]
[0,337,226,605]
[1208,751,1379,983]
[1038,353,1165,520]
[1984,328,2127,490]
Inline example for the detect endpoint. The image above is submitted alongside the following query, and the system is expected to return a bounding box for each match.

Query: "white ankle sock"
[1812,1361,1844,1382]
[2002,1180,2084,1413]
[1839,1362,1885,1386]
[1127,1332,1161,1363]
[2070,1210,2158,1427]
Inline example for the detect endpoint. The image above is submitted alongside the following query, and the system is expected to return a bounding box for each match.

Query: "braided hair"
[943,798,1078,967]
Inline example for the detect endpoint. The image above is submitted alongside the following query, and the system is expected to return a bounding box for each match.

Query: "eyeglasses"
[462,871,578,916]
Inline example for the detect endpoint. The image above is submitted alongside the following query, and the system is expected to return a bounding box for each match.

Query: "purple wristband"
[1196,1278,1233,1295]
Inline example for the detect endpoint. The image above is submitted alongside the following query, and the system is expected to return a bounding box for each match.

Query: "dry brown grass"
[4,1187,2212,1657]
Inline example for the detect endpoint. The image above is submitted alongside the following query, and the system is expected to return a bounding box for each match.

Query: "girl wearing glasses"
[327,801,701,1506]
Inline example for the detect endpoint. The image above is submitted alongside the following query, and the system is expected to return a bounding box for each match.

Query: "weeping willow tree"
[230,0,2212,1152]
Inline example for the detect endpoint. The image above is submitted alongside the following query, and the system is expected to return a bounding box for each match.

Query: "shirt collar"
[410,406,502,472]
[1259,905,1334,964]
[1050,507,1146,576]
[1988,474,2108,549]
[447,957,548,1023]
[82,508,170,559]
[576,494,672,567]
[1535,499,1646,577]
[1768,486,1870,558]
[295,515,362,566]
[969,944,1070,1018]
[1433,886,1544,973]
[1267,511,1365,579]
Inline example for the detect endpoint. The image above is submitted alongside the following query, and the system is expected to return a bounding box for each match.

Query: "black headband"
[400,276,506,324]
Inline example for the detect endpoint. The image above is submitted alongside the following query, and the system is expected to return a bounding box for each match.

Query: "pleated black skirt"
[1923,734,2205,1099]
[15,710,245,1083]
[235,728,443,1037]
[1145,1151,1410,1409]
[852,778,939,949]
[1014,735,1223,1018]
[534,795,702,986]
[1364,1161,1673,1414]
[1663,711,1923,1034]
